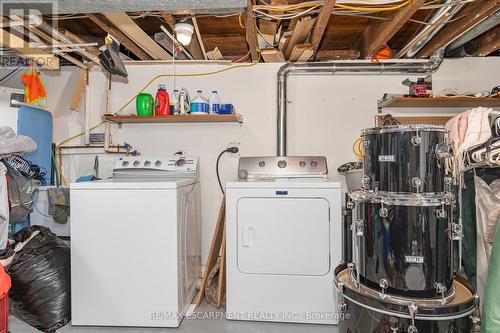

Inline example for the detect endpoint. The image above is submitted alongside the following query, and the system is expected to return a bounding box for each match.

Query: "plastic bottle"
[170,89,180,115]
[136,93,154,116]
[209,91,220,114]
[154,84,170,116]
[190,90,209,114]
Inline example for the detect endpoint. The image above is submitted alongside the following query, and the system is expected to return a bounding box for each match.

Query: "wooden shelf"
[104,114,243,125]
[378,97,500,109]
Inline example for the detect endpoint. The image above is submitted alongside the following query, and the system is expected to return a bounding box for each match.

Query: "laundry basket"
[0,263,10,333]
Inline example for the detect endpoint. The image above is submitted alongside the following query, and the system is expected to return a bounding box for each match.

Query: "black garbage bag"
[6,226,70,332]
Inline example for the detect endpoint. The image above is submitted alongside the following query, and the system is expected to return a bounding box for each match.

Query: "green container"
[136,93,154,116]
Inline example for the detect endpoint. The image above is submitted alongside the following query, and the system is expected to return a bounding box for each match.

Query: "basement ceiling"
[2,0,500,68]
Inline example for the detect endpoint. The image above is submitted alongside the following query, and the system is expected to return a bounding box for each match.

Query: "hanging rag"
[474,176,500,302]
[0,163,8,251]
[20,66,46,107]
[0,126,36,159]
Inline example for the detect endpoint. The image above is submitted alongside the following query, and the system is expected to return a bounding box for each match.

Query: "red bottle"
[155,84,170,116]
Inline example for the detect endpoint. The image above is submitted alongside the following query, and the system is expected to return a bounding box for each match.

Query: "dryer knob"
[122,161,129,167]
[310,160,318,168]
[176,158,186,167]
[155,160,162,167]
[277,160,287,168]
[133,161,140,167]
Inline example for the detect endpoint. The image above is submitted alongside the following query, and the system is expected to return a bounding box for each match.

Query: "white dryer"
[70,155,201,328]
[226,156,342,325]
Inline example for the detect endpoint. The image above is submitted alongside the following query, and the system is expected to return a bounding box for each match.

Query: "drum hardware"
[434,283,448,305]
[411,177,422,190]
[435,205,447,219]
[361,175,371,190]
[451,223,463,241]
[411,135,422,146]
[444,176,453,192]
[436,143,453,159]
[407,303,418,333]
[346,200,355,209]
[355,218,364,237]
[363,140,370,149]
[469,296,481,326]
[379,279,389,299]
[389,316,399,332]
[379,205,389,218]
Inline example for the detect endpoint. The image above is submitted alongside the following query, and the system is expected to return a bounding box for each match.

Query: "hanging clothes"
[482,216,500,333]
[20,66,46,107]
[0,162,8,251]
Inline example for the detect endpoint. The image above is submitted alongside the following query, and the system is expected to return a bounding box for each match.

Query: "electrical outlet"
[228,142,240,158]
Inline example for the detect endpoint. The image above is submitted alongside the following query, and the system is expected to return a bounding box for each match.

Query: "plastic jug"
[155,84,170,116]
[136,93,154,116]
[209,91,220,114]
[190,90,209,114]
[170,89,180,115]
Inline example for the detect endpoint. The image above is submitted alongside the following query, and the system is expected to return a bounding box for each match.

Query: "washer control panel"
[113,155,198,179]
[238,156,328,179]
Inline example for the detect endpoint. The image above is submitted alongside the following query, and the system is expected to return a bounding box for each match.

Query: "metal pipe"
[276,50,445,156]
[445,9,500,55]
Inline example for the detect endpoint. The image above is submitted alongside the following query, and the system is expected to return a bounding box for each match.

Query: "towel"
[0,126,37,158]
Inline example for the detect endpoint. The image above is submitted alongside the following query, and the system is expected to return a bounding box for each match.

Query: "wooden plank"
[195,198,226,307]
[316,49,360,60]
[283,16,316,59]
[475,25,500,56]
[216,223,226,308]
[261,48,285,62]
[58,28,100,56]
[244,0,259,62]
[70,69,88,111]
[289,43,313,62]
[103,12,172,60]
[104,114,243,124]
[87,13,152,60]
[192,17,207,60]
[378,97,500,109]
[417,0,500,58]
[259,19,278,36]
[376,115,452,126]
[357,0,425,58]
[311,0,336,59]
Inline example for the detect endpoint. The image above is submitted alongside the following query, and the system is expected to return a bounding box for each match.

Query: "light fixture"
[174,22,194,46]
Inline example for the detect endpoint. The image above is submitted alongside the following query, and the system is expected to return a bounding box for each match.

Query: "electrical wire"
[216,149,227,194]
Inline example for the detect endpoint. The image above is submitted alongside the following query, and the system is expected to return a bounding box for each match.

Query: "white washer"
[226,156,342,325]
[70,155,201,328]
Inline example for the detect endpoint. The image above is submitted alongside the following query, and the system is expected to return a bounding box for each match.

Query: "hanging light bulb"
[174,22,194,46]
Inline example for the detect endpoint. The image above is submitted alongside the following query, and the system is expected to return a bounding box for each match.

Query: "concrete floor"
[9,303,340,333]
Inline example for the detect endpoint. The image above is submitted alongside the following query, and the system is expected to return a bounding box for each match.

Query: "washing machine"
[226,156,342,325]
[70,155,201,328]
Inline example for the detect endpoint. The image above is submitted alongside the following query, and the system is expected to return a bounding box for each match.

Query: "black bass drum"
[361,125,452,194]
[334,264,478,333]
[350,191,454,298]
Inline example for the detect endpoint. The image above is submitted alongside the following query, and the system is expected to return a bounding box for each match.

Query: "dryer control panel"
[113,155,198,179]
[238,156,328,179]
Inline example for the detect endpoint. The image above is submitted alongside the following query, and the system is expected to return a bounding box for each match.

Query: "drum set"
[335,125,480,333]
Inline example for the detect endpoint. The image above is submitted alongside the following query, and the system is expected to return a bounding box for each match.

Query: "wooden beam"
[103,12,172,60]
[316,49,360,60]
[87,13,152,60]
[71,68,88,111]
[261,48,285,62]
[159,12,176,29]
[192,17,207,60]
[58,28,100,56]
[357,0,425,58]
[283,16,316,59]
[475,24,500,56]
[289,43,313,62]
[244,0,259,62]
[0,29,59,69]
[311,0,336,59]
[417,0,500,58]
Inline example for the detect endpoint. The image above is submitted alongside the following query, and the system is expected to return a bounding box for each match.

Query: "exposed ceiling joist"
[476,24,500,56]
[159,12,204,60]
[283,16,316,59]
[357,0,425,58]
[310,0,336,60]
[417,0,500,58]
[0,28,59,69]
[86,13,153,60]
[103,12,172,60]
[59,28,100,56]
[244,0,259,62]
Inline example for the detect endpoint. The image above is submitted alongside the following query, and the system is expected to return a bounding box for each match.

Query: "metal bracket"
[411,135,422,146]
[407,303,418,333]
[451,223,463,240]
[356,219,364,237]
[379,279,388,299]
[435,282,447,305]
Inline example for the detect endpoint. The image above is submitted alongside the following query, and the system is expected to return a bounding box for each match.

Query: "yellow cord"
[254,0,411,12]
[335,0,411,11]
[352,137,363,159]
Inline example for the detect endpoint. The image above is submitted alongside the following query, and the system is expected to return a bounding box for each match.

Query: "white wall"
[42,57,500,264]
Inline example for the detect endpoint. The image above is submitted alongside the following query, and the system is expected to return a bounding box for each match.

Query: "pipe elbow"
[277,63,292,81]
[427,48,445,72]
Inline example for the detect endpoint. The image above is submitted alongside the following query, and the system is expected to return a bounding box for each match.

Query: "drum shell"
[362,128,449,194]
[356,197,453,298]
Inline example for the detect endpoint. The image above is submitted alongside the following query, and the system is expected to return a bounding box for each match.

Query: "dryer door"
[237,197,330,276]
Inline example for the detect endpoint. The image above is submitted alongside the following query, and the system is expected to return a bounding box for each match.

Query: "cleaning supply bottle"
[209,91,220,114]
[136,93,154,116]
[190,90,209,114]
[170,89,180,115]
[154,84,170,116]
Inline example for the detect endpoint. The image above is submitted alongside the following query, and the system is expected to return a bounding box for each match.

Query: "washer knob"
[144,160,151,167]
[277,160,287,169]
[310,160,318,167]
[133,161,140,167]
[122,161,129,167]
[176,158,186,167]
[155,160,162,167]
[258,161,265,168]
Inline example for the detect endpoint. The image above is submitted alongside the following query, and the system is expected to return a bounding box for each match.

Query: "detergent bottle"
[190,90,209,114]
[154,84,170,116]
